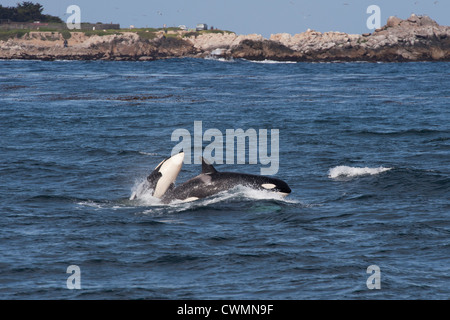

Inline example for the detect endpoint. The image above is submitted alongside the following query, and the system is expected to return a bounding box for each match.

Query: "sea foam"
[248,59,297,64]
[328,166,392,179]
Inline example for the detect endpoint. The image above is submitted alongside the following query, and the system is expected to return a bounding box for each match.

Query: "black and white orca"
[130,152,291,203]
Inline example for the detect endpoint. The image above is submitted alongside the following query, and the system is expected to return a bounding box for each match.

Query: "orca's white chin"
[277,192,290,197]
[153,152,185,199]
[169,152,185,166]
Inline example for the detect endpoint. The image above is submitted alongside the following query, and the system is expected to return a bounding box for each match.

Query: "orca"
[132,152,291,203]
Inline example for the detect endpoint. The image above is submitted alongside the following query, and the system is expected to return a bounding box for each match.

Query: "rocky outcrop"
[230,39,304,61]
[0,31,197,61]
[0,14,449,62]
[187,32,264,55]
[245,14,450,62]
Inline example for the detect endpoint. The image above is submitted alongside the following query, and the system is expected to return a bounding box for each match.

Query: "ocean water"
[0,58,449,300]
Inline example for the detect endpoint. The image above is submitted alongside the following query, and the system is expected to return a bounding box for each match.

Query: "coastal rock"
[154,37,198,58]
[270,30,359,54]
[231,39,304,61]
[187,32,264,57]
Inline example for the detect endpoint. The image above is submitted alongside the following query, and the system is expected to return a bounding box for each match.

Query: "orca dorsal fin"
[201,157,218,174]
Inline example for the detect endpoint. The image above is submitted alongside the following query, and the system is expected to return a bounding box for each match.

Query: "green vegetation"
[0,27,236,42]
[136,30,158,40]
[0,2,236,43]
[60,30,71,40]
[81,29,122,37]
[182,29,235,38]
[0,29,121,41]
[202,29,235,35]
[0,1,62,23]
[0,29,28,41]
[0,28,67,41]
[357,38,369,44]
[128,27,181,33]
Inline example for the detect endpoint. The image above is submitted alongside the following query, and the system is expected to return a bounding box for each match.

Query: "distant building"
[196,23,208,31]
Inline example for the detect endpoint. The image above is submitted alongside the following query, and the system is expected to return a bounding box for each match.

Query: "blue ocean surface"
[0,58,449,299]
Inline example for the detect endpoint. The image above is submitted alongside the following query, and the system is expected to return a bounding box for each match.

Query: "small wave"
[138,151,159,156]
[117,150,158,157]
[247,59,297,64]
[355,128,444,137]
[77,200,106,209]
[76,199,138,211]
[328,166,392,179]
[205,56,235,63]
[26,194,84,203]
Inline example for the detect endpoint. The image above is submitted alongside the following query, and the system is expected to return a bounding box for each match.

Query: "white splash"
[328,166,392,179]
[205,55,234,62]
[129,179,161,205]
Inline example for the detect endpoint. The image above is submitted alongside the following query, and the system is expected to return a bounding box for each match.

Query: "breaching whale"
[130,152,291,203]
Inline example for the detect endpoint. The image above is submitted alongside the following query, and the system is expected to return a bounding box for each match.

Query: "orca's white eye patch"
[261,183,276,190]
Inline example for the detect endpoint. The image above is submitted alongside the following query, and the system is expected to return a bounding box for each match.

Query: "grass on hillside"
[0,27,235,42]
[0,29,29,41]
[182,29,235,38]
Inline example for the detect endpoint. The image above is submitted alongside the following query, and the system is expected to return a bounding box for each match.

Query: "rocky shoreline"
[1,14,449,62]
